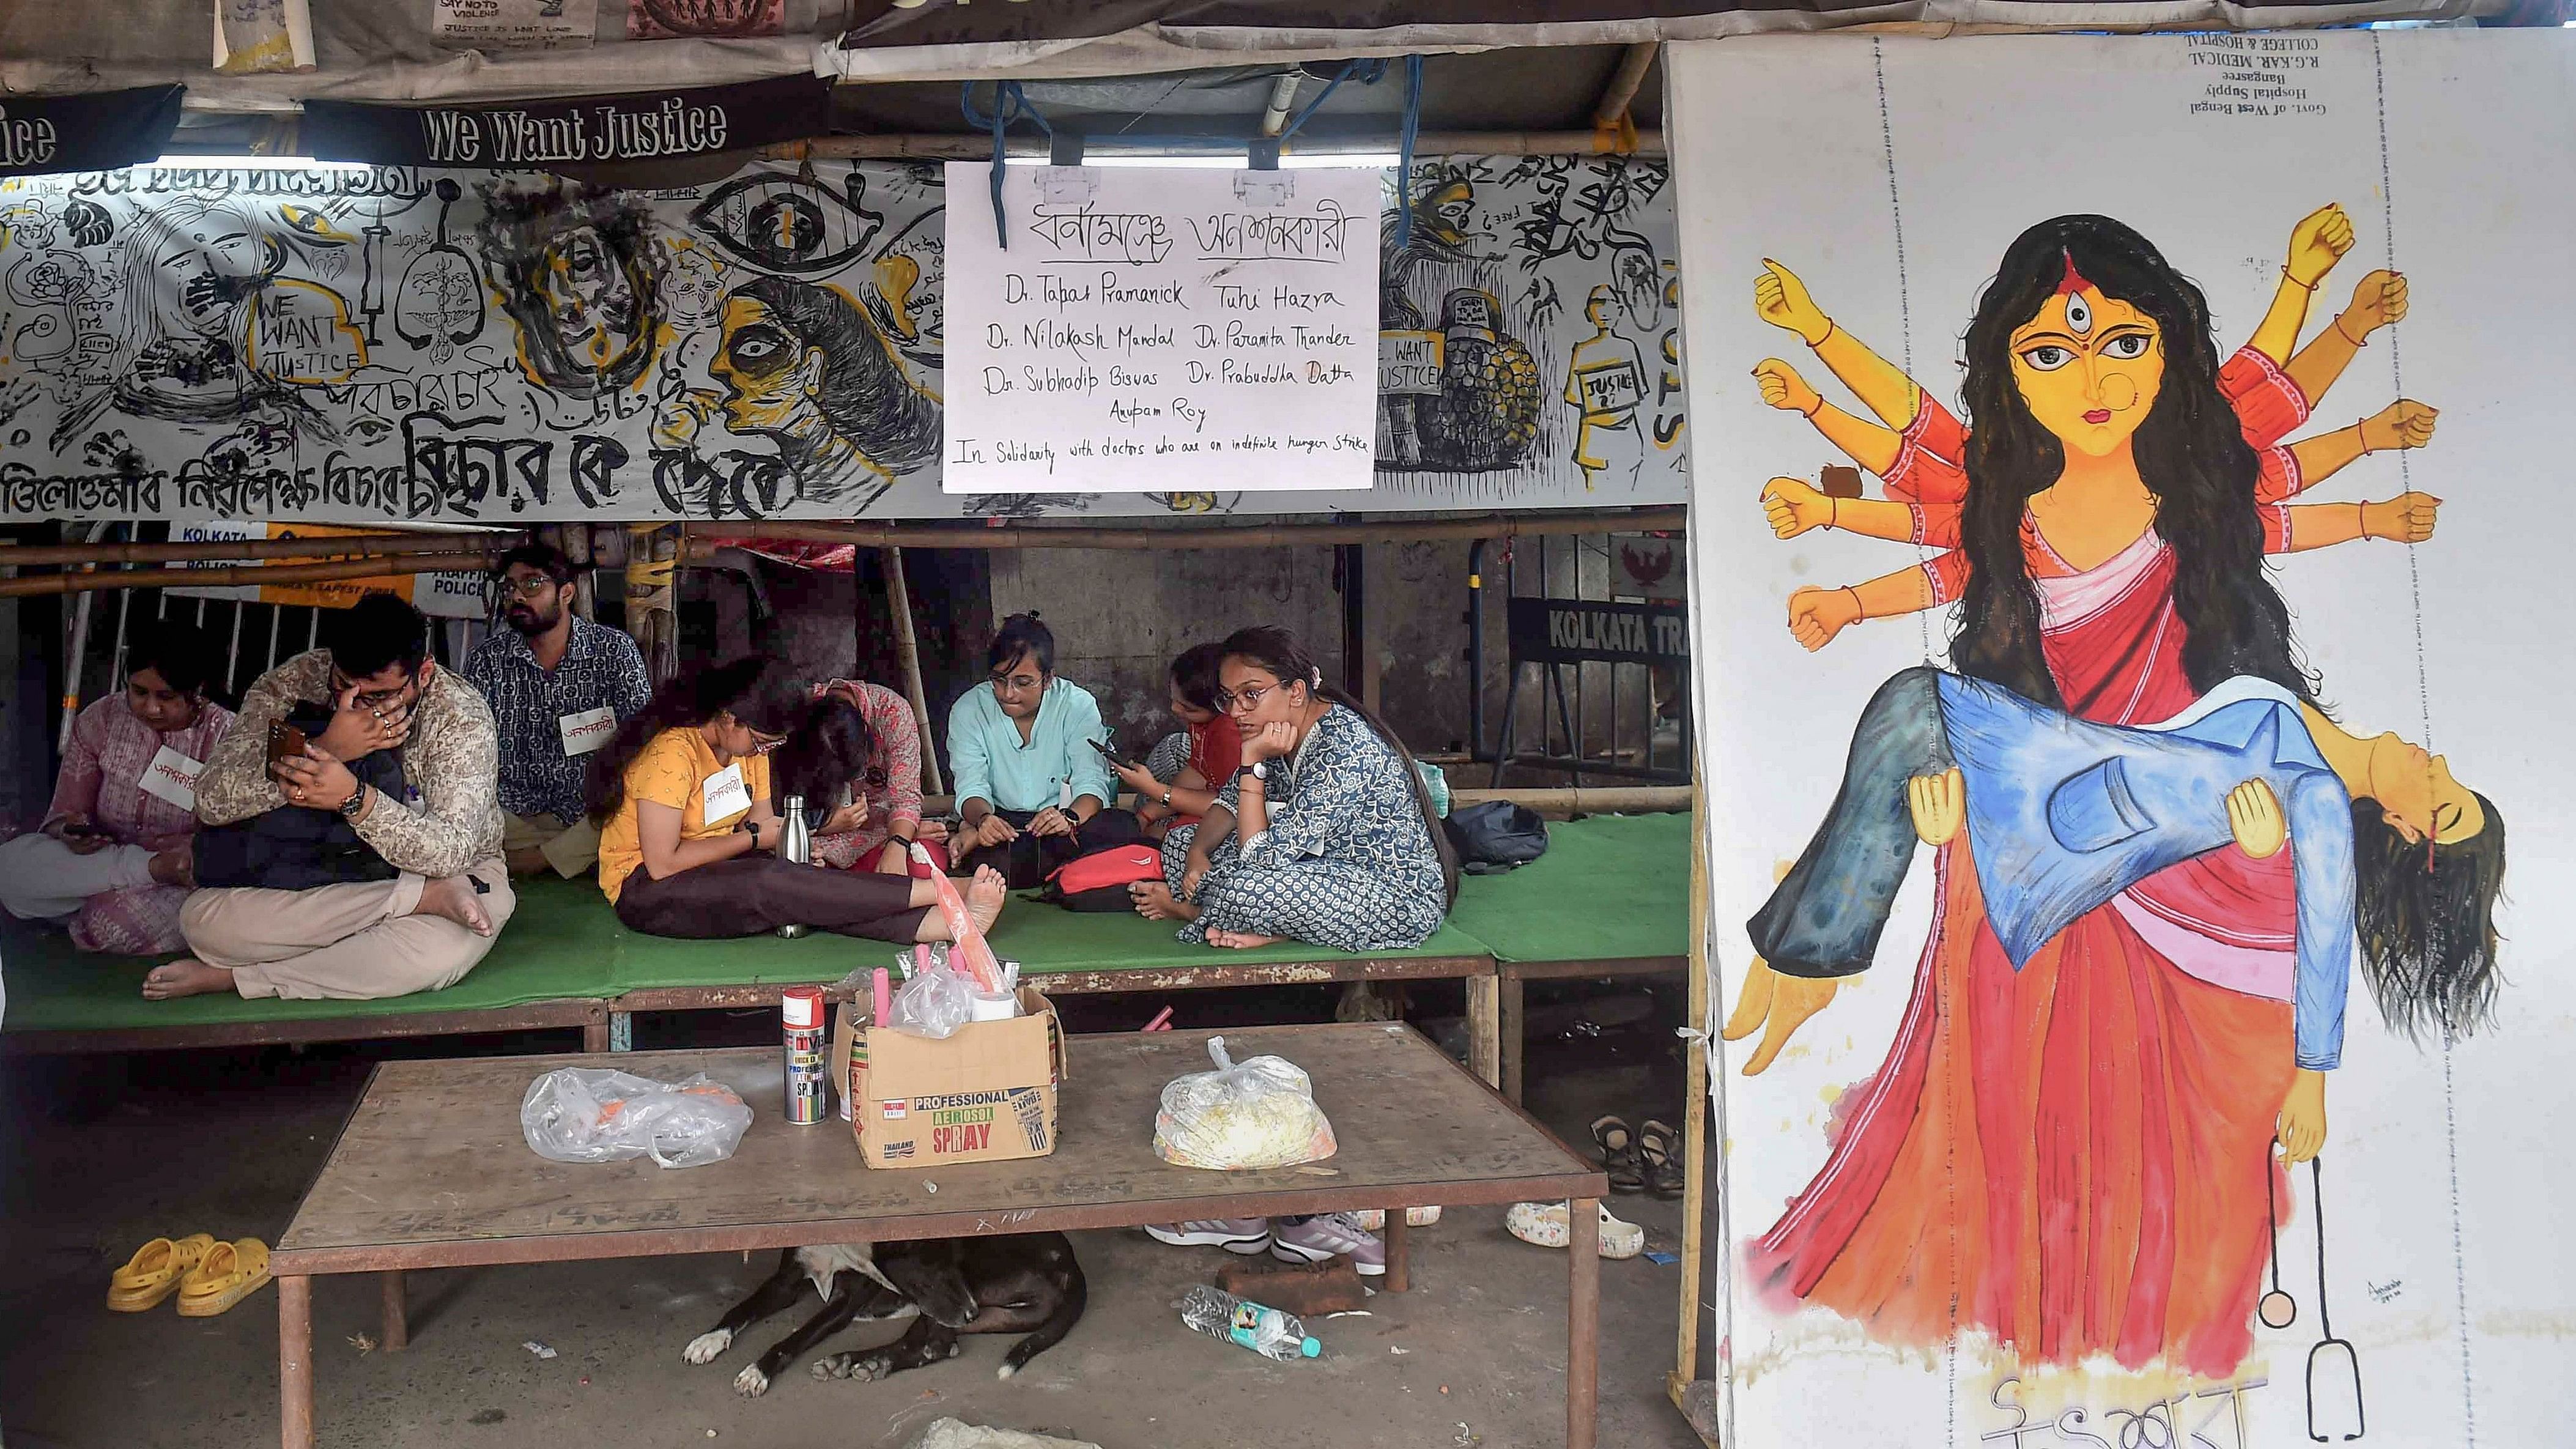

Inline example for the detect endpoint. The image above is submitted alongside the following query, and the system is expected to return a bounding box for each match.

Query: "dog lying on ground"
[683,1234,1086,1397]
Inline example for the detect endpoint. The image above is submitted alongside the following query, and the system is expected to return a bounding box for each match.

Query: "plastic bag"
[889,961,975,1039]
[520,1069,753,1170]
[1153,1036,1338,1170]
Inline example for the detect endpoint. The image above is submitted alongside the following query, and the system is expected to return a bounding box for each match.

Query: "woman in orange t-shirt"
[589,657,1004,942]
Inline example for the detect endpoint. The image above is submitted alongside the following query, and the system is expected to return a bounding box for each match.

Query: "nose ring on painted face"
[2100,376,2138,411]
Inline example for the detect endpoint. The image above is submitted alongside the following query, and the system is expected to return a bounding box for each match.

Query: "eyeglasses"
[330,669,420,712]
[991,672,1046,694]
[500,575,561,599]
[1216,681,1282,714]
[748,733,784,756]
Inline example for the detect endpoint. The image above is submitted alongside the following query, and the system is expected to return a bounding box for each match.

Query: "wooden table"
[272,1023,1609,1448]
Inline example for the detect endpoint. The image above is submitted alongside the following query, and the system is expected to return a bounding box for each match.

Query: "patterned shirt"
[196,650,503,880]
[461,616,651,824]
[809,678,927,870]
[48,695,235,851]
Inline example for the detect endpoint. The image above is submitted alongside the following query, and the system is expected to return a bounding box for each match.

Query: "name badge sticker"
[701,763,751,825]
[558,706,616,756]
[137,746,205,812]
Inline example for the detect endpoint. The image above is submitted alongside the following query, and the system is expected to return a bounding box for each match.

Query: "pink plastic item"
[914,844,1004,991]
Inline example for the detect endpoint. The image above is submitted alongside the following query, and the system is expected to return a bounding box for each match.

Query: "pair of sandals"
[108,1234,273,1317]
[1591,1116,1686,1199]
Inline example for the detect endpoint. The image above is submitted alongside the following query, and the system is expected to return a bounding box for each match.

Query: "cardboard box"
[832,987,1064,1168]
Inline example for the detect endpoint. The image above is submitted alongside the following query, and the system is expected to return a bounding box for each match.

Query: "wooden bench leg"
[1568,1199,1600,1449]
[1383,1211,1411,1294]
[1465,974,1501,1090]
[381,1270,407,1351]
[582,1019,610,1053]
[280,1274,314,1449]
[1500,974,1527,1103]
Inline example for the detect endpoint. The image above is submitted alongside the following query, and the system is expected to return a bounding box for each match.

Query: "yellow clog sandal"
[108,1234,217,1313]
[176,1239,273,1318]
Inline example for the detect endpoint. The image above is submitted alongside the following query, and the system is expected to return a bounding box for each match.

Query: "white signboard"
[1673,28,2574,1449]
[941,163,1380,495]
[432,0,596,49]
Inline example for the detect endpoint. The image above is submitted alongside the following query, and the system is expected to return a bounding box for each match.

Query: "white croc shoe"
[1505,1201,1645,1259]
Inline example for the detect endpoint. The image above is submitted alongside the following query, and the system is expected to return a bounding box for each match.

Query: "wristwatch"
[338,785,369,820]
[1235,762,1268,784]
[744,819,763,849]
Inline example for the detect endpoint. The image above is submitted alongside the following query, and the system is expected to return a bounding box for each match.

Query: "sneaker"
[1144,1218,1273,1254]
[1270,1214,1385,1276]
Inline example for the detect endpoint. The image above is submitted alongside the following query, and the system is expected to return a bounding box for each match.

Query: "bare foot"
[504,847,552,877]
[141,959,234,1001]
[412,875,495,936]
[149,847,195,889]
[1129,881,1200,923]
[1204,928,1283,951]
[964,866,1007,934]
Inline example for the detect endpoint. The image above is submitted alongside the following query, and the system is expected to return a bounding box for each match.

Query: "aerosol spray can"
[782,985,827,1125]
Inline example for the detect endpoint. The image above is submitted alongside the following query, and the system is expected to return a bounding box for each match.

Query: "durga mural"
[1720,206,2509,1377]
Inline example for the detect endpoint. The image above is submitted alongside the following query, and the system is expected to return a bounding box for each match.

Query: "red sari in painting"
[1747,527,2298,1377]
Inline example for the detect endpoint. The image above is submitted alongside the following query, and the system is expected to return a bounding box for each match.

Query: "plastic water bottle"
[1179,1285,1320,1362]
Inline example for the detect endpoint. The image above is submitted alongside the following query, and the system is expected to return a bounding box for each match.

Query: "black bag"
[193,706,409,891]
[1442,802,1550,876]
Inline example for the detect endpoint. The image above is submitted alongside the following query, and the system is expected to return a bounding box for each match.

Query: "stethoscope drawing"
[2263,1149,2365,1442]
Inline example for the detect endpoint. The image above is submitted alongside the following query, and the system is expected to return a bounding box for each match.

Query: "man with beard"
[461,544,651,878]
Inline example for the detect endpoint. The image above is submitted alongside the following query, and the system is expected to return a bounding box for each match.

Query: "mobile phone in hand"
[267,719,311,771]
[1089,736,1137,771]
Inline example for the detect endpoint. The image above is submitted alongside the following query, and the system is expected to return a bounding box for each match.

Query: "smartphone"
[267,719,311,771]
[56,820,105,840]
[1089,736,1136,771]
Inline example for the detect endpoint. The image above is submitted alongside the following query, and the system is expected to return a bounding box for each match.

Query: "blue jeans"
[1745,667,1954,980]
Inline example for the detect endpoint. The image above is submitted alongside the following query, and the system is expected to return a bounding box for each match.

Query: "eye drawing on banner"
[689,168,885,275]
[656,275,941,514]
[394,178,486,364]
[476,183,664,401]
[1726,207,2506,1384]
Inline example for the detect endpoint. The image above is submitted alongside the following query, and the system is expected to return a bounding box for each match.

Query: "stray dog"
[683,1234,1086,1398]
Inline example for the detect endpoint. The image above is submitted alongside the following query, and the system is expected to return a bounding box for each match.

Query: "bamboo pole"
[0,550,508,599]
[1448,785,1689,815]
[0,532,515,568]
[780,130,1668,162]
[1667,780,1719,1443]
[687,507,1684,556]
[879,544,944,796]
[1594,42,1662,126]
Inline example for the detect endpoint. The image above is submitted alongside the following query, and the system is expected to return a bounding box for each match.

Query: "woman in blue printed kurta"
[1133,627,1455,952]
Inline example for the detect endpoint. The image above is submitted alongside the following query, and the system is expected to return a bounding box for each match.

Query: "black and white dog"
[683,1234,1086,1398]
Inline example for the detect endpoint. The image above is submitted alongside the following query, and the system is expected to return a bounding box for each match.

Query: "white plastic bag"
[520,1069,753,1170]
[1153,1036,1338,1170]
[889,961,975,1039]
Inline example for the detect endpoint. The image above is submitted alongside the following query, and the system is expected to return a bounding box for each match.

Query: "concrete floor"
[0,982,1712,1449]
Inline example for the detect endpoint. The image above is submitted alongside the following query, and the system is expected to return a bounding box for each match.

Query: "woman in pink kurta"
[794,678,946,874]
[0,624,233,954]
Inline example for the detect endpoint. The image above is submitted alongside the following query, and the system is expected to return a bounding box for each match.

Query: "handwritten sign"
[941,163,1382,494]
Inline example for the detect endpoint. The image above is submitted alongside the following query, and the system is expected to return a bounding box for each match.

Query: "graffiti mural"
[0,155,1679,522]
[1372,155,1686,506]
[1675,29,2571,1448]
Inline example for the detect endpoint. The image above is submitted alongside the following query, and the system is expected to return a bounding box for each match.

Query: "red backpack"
[1040,845,1165,912]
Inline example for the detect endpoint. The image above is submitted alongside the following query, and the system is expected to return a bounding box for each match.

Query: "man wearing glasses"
[460,543,651,879]
[139,593,511,1002]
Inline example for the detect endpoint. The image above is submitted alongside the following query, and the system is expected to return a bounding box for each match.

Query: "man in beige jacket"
[142,593,512,1002]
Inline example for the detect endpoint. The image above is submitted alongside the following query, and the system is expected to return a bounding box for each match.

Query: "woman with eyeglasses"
[1128,626,1457,952]
[589,656,1006,943]
[946,613,1125,886]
